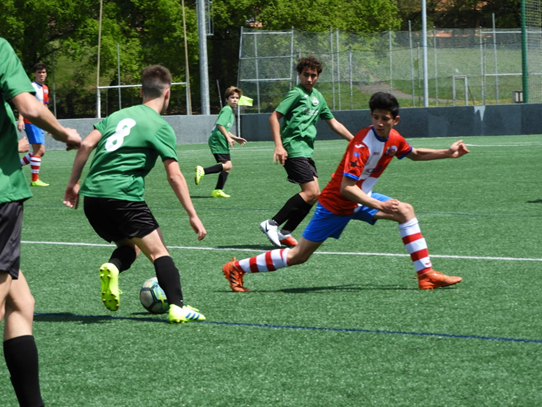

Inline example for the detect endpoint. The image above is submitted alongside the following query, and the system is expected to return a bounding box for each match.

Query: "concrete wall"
[44,115,219,150]
[240,103,542,141]
[43,103,542,150]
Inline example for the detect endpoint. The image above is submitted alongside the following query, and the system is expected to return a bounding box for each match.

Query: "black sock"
[4,335,44,407]
[204,163,223,175]
[272,193,307,226]
[108,246,137,273]
[154,256,183,308]
[282,200,313,233]
[215,171,229,190]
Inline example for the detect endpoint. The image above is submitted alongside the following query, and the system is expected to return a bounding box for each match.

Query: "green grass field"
[1,135,541,406]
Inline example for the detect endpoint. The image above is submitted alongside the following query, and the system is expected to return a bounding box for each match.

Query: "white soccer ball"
[139,277,169,314]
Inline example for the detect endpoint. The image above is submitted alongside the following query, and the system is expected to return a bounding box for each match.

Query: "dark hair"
[33,62,46,72]
[224,86,242,100]
[296,56,323,75]
[369,92,400,119]
[141,65,172,99]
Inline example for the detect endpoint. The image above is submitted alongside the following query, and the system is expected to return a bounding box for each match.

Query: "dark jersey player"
[63,65,206,324]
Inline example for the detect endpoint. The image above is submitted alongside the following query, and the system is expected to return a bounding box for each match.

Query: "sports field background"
[1,134,541,406]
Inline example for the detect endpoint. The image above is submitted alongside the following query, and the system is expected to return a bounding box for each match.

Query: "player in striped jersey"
[223,92,469,291]
[18,63,51,187]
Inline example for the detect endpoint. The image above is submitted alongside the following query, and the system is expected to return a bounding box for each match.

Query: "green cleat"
[195,165,205,185]
[211,189,230,198]
[99,263,121,311]
[169,304,206,324]
[31,179,49,187]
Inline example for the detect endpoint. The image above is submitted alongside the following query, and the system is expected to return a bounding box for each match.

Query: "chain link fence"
[238,27,541,113]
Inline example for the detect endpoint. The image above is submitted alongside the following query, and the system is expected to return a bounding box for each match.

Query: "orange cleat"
[418,269,462,290]
[278,231,298,247]
[222,258,250,292]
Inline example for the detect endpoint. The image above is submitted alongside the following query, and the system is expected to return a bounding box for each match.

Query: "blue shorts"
[24,123,45,145]
[302,193,391,242]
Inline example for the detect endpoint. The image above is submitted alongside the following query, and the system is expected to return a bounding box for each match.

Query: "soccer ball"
[139,277,169,314]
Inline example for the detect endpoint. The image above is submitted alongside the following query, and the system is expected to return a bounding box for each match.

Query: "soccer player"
[194,86,247,198]
[63,65,206,324]
[18,63,51,187]
[260,56,354,248]
[223,92,468,292]
[1,37,81,406]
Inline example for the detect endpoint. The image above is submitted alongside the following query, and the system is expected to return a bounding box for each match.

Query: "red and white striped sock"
[235,248,290,273]
[20,153,32,166]
[30,155,41,182]
[398,218,432,275]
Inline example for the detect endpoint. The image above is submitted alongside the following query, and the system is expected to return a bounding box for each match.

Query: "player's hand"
[449,139,470,158]
[273,146,288,165]
[189,215,207,241]
[18,137,29,153]
[63,128,82,151]
[17,121,25,131]
[235,137,247,146]
[380,199,400,214]
[226,135,235,148]
[63,184,80,209]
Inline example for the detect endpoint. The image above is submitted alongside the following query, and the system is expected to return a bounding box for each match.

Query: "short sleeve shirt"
[275,85,334,158]
[0,38,34,204]
[80,104,178,201]
[319,126,412,216]
[208,105,234,154]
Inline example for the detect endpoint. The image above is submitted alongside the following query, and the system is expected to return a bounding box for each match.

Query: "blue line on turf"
[34,312,542,344]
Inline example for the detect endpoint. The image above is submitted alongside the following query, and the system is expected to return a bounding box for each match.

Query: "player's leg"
[98,239,140,312]
[0,200,43,406]
[25,124,48,186]
[371,195,462,289]
[223,238,323,292]
[261,158,318,247]
[211,155,232,197]
[133,229,205,323]
[2,271,44,407]
[226,203,346,292]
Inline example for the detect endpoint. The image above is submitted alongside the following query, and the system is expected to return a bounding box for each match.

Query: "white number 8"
[105,118,136,152]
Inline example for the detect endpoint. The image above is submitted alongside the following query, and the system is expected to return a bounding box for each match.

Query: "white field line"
[21,240,542,262]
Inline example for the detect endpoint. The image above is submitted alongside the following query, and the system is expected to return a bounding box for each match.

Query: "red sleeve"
[342,128,370,180]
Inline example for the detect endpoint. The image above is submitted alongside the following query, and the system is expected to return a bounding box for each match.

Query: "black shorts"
[284,157,318,184]
[83,197,159,243]
[213,153,231,163]
[0,201,24,279]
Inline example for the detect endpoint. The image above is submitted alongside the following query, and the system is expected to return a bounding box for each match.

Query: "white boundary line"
[22,240,542,262]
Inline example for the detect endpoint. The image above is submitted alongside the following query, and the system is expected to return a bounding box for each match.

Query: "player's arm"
[407,139,470,161]
[11,92,80,150]
[325,118,354,142]
[63,129,102,209]
[17,113,25,131]
[340,176,399,214]
[269,110,287,165]
[164,159,207,241]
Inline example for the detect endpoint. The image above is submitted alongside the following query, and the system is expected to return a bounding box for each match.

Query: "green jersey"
[275,85,334,158]
[0,38,33,204]
[208,105,234,154]
[80,104,178,201]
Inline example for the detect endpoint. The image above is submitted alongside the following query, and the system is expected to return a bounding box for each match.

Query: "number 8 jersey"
[80,105,178,201]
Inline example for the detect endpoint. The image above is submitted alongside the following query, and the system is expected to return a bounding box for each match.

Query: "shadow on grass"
[527,199,542,203]
[217,283,461,293]
[34,312,168,324]
[216,244,276,251]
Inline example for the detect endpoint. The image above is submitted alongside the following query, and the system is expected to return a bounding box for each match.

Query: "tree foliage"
[0,0,523,117]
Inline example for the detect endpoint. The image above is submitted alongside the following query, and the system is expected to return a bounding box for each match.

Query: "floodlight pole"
[422,0,429,107]
[197,0,210,115]
[521,0,529,103]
